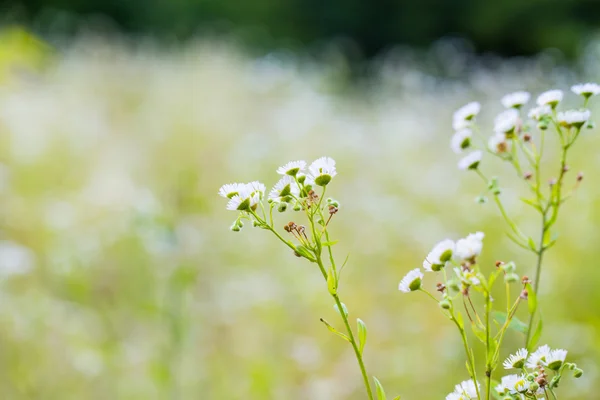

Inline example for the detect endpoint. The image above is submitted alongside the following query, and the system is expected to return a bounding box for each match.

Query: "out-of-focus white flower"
[269,175,300,202]
[488,133,511,154]
[571,82,600,98]
[451,129,472,154]
[453,102,481,130]
[536,89,563,107]
[454,267,481,286]
[219,182,247,199]
[0,241,34,276]
[528,105,552,121]
[308,157,337,186]
[526,344,551,369]
[501,91,530,108]
[557,109,591,128]
[496,374,519,395]
[454,232,484,261]
[494,108,520,134]
[546,349,568,370]
[398,268,423,293]
[246,181,266,196]
[458,151,482,170]
[423,239,455,272]
[226,182,263,211]
[446,379,480,400]
[276,160,307,176]
[503,348,528,369]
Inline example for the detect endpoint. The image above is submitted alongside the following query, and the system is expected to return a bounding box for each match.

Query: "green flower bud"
[277,202,288,212]
[293,203,302,211]
[439,298,451,310]
[475,195,488,204]
[573,368,583,378]
[504,272,519,283]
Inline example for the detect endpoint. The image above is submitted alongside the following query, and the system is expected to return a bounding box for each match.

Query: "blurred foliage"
[1,0,599,58]
[0,37,599,399]
[0,27,51,81]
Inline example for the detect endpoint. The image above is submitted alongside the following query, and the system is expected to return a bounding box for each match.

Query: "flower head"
[454,232,484,262]
[423,239,455,272]
[308,157,337,186]
[451,129,473,154]
[528,105,552,121]
[546,349,567,371]
[557,109,591,129]
[526,344,551,369]
[458,151,482,170]
[399,268,423,293]
[277,160,307,176]
[218,182,246,199]
[495,374,520,395]
[536,89,563,108]
[488,133,511,154]
[571,82,600,98]
[503,348,528,369]
[269,175,300,203]
[446,379,480,400]
[454,267,481,287]
[453,102,481,130]
[494,108,520,134]
[501,91,530,108]
[225,181,265,211]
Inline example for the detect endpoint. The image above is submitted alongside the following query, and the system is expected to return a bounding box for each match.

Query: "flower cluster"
[446,379,480,400]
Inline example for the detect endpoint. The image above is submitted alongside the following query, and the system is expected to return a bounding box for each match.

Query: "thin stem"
[450,308,481,400]
[484,291,492,400]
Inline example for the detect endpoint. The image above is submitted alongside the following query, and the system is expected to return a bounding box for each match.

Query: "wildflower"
[536,89,563,108]
[454,232,484,261]
[225,182,264,211]
[423,239,455,272]
[488,133,511,154]
[451,129,473,153]
[308,157,337,187]
[526,345,551,369]
[501,91,530,108]
[218,182,246,199]
[446,379,480,400]
[503,348,528,369]
[453,102,481,130]
[545,349,567,371]
[557,109,591,129]
[458,151,482,170]
[528,105,552,121]
[571,82,600,98]
[276,160,307,176]
[268,175,300,202]
[246,181,266,196]
[454,267,481,286]
[494,108,520,135]
[398,268,423,292]
[496,374,520,395]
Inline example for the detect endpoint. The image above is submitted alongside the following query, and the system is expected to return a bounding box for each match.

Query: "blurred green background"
[0,2,599,399]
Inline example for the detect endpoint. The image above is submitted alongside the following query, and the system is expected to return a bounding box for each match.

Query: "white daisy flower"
[423,239,455,272]
[454,267,481,286]
[308,157,337,186]
[571,82,600,98]
[449,379,480,399]
[268,175,300,202]
[494,108,520,134]
[501,91,530,108]
[246,181,266,196]
[451,129,473,154]
[445,393,462,400]
[218,182,246,199]
[454,232,484,261]
[226,191,260,212]
[503,348,528,369]
[495,374,520,395]
[276,160,307,176]
[536,89,563,107]
[545,349,567,371]
[526,345,551,369]
[488,133,511,154]
[398,268,423,293]
[512,374,529,393]
[458,151,482,170]
[557,109,591,128]
[528,105,552,121]
[453,102,481,130]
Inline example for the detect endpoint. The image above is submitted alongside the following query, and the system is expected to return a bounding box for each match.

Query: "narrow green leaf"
[327,268,337,295]
[528,318,543,350]
[333,303,348,318]
[493,311,528,334]
[527,237,537,251]
[505,231,530,251]
[455,311,464,330]
[525,283,537,315]
[357,318,367,355]
[520,197,541,211]
[471,323,487,344]
[321,240,339,247]
[373,377,387,400]
[319,318,350,342]
[392,396,401,400]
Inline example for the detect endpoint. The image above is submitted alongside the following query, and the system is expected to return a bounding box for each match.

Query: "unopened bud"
[505,273,519,284]
[278,202,288,212]
[475,195,488,204]
[573,368,584,378]
[537,121,548,130]
[577,172,584,182]
[523,133,532,142]
[436,283,446,292]
[528,382,539,392]
[562,165,570,173]
[520,289,528,299]
[230,222,241,232]
[524,172,533,180]
[495,260,504,267]
[439,298,451,310]
[522,276,531,284]
[293,203,302,211]
[549,178,557,186]
[503,261,517,273]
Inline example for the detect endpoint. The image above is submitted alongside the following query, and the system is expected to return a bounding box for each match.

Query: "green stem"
[484,292,492,400]
[450,308,481,400]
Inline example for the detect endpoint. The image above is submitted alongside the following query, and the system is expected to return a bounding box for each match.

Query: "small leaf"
[528,318,543,350]
[493,311,528,334]
[471,323,487,344]
[327,269,337,295]
[527,237,537,251]
[454,311,464,330]
[520,197,541,211]
[321,240,339,247]
[373,377,387,400]
[334,303,349,318]
[392,397,401,400]
[357,318,367,355]
[505,231,530,251]
[525,283,537,315]
[319,318,350,342]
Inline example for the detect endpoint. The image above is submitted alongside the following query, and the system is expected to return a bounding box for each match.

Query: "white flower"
[546,349,567,370]
[557,109,591,128]
[398,268,423,293]
[528,105,552,121]
[494,108,520,134]
[308,157,337,186]
[458,151,482,170]
[225,182,264,211]
[512,374,529,393]
[496,374,520,395]
[451,129,473,154]
[423,239,455,272]
[246,181,266,196]
[503,348,528,369]
[454,267,481,286]
[453,102,481,130]
[276,160,307,176]
[501,91,530,108]
[218,182,246,199]
[454,232,484,261]
[536,89,563,107]
[526,345,551,369]
[447,379,480,399]
[571,82,600,98]
[269,175,300,202]
[488,133,511,154]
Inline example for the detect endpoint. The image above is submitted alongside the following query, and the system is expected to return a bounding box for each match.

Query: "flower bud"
[448,279,460,292]
[293,203,302,211]
[230,222,241,232]
[503,261,517,273]
[504,272,519,283]
[326,198,340,208]
[586,120,596,129]
[253,220,260,227]
[277,202,288,212]
[475,195,488,204]
[439,298,451,309]
[537,121,549,130]
[573,368,583,378]
[528,382,539,392]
